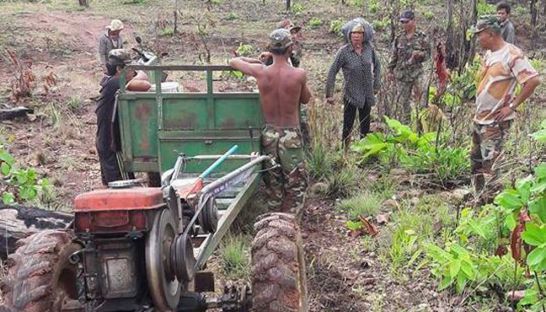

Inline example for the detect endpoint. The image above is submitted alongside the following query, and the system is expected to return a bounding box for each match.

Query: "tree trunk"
[530,0,538,49]
[0,204,73,259]
[286,0,291,10]
[445,0,457,69]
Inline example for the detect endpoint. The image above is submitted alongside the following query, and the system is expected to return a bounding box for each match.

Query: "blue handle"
[199,145,239,179]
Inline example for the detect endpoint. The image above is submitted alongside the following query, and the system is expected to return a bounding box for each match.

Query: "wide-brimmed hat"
[269,28,293,49]
[106,19,124,31]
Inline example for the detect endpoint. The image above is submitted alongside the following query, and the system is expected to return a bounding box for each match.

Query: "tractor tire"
[250,213,308,312]
[0,230,81,312]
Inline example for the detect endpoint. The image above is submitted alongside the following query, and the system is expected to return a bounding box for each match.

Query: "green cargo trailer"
[117,65,263,177]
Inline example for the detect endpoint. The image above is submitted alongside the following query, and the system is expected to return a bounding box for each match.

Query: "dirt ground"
[0,0,545,311]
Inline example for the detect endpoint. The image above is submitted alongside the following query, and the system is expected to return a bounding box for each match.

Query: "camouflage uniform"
[261,125,307,215]
[470,121,511,192]
[388,31,430,124]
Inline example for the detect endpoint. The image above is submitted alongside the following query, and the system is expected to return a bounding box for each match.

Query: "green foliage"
[290,3,304,15]
[306,140,334,180]
[329,19,343,35]
[372,17,390,32]
[0,145,53,205]
[67,96,82,112]
[530,119,546,143]
[426,141,546,301]
[431,57,480,107]
[425,243,477,292]
[236,43,254,57]
[220,235,250,279]
[159,27,174,37]
[423,10,434,20]
[368,0,379,13]
[477,0,496,15]
[455,206,504,253]
[346,220,363,231]
[309,17,322,28]
[338,191,382,220]
[226,12,239,20]
[351,117,469,184]
[326,163,359,198]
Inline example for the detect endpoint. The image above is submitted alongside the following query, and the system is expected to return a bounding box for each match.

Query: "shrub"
[338,190,382,220]
[329,19,343,35]
[309,17,322,28]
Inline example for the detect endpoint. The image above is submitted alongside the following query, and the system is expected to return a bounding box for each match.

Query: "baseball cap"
[472,15,501,33]
[108,49,132,66]
[269,29,293,49]
[399,10,415,22]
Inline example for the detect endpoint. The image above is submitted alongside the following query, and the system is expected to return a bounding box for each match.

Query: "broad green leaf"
[346,220,363,231]
[515,177,532,202]
[449,260,461,278]
[0,150,15,165]
[15,173,28,184]
[530,180,546,194]
[2,192,15,204]
[519,288,538,306]
[504,213,517,230]
[534,163,546,179]
[438,276,453,291]
[529,197,546,222]
[460,261,475,280]
[526,246,546,271]
[494,189,524,210]
[522,223,546,246]
[530,128,546,142]
[455,273,467,293]
[1,162,10,176]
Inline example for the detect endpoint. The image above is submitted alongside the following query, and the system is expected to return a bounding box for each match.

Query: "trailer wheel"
[1,230,80,312]
[250,213,308,312]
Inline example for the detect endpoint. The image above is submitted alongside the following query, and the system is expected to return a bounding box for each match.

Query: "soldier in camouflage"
[230,29,312,215]
[387,10,431,125]
[470,16,540,195]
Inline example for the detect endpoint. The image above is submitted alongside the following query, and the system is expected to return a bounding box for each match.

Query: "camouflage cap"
[108,49,132,66]
[472,15,501,33]
[269,28,293,49]
[400,9,415,21]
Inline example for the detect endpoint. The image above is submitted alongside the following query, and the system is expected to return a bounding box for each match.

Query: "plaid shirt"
[326,44,381,108]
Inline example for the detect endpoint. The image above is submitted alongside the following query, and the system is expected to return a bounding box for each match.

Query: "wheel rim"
[146,209,182,310]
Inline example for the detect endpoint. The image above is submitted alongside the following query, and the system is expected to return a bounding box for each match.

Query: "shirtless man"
[230,28,312,214]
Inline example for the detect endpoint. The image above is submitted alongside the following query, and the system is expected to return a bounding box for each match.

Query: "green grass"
[66,96,82,112]
[338,190,382,220]
[220,234,250,280]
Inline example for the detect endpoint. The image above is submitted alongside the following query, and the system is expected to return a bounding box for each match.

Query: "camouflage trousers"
[470,121,512,193]
[262,125,308,216]
[394,76,426,125]
[300,106,311,149]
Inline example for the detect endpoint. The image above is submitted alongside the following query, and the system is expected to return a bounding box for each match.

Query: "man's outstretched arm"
[229,57,264,77]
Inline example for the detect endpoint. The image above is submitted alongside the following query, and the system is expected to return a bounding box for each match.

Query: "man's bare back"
[229,30,311,128]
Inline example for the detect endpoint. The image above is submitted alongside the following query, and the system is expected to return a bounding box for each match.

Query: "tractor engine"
[72,183,198,311]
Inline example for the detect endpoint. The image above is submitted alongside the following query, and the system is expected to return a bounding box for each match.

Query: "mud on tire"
[1,230,80,312]
[251,213,308,312]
